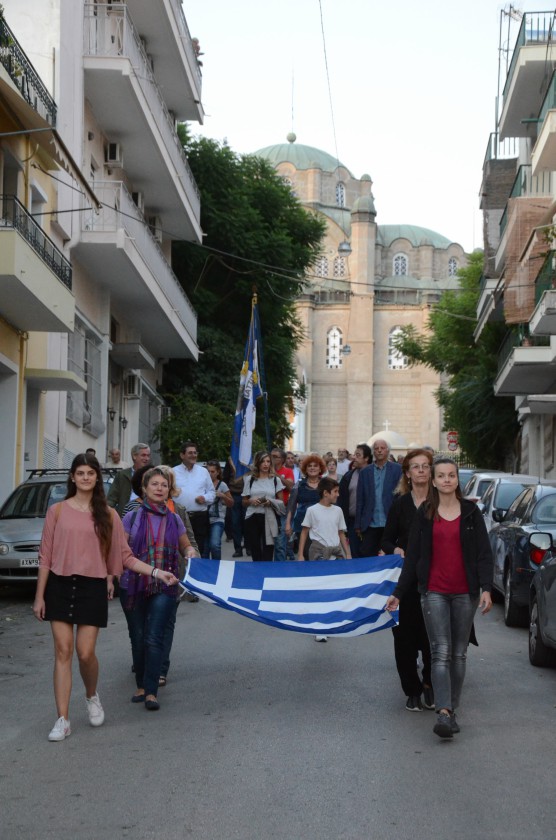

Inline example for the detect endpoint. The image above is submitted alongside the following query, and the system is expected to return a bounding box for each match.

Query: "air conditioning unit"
[147,215,162,243]
[124,372,142,399]
[131,191,144,214]
[105,142,123,167]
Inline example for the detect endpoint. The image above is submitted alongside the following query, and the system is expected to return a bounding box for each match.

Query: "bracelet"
[151,567,159,579]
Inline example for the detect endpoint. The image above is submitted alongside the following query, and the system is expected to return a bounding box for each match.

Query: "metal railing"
[503,11,556,98]
[497,325,550,373]
[82,181,196,339]
[167,0,203,87]
[499,164,552,238]
[83,4,200,211]
[482,132,519,168]
[0,16,57,125]
[537,70,556,126]
[534,252,556,304]
[0,194,71,288]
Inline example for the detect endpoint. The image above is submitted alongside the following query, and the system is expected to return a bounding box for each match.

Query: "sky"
[185,0,545,253]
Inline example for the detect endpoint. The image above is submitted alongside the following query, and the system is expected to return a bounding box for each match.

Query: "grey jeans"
[421,592,478,712]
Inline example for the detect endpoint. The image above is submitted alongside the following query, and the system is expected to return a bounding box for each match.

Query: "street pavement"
[1,538,556,840]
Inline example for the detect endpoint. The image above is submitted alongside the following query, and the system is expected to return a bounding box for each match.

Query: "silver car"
[0,469,115,583]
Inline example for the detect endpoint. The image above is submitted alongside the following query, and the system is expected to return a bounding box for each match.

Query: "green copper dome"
[377,224,455,249]
[254,134,353,176]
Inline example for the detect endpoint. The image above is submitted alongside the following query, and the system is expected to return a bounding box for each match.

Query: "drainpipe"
[15,330,28,485]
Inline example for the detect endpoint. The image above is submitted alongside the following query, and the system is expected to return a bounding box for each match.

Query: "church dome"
[254,134,354,176]
[367,430,409,451]
[377,224,454,249]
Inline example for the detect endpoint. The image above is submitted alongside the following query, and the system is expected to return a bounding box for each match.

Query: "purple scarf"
[124,500,180,609]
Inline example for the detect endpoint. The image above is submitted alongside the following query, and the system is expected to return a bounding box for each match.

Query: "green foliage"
[165,132,325,450]
[394,251,519,468]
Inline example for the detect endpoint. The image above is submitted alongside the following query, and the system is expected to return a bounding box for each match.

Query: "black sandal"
[158,676,167,687]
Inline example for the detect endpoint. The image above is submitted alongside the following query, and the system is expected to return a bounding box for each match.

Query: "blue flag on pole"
[230,294,263,478]
[182,556,402,637]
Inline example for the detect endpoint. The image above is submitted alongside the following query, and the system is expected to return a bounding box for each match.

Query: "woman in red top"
[33,453,177,742]
[386,458,493,739]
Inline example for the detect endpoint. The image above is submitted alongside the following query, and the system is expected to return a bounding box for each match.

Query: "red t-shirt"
[427,515,469,594]
[276,466,294,505]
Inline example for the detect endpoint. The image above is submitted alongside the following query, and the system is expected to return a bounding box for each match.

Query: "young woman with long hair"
[386,458,493,739]
[242,451,285,560]
[33,454,177,741]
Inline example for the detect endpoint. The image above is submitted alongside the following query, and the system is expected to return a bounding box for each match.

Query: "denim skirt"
[44,572,108,627]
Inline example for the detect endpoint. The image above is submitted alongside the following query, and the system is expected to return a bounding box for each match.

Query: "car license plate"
[20,559,39,567]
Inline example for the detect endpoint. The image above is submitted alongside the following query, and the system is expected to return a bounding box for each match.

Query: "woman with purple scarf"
[121,467,196,710]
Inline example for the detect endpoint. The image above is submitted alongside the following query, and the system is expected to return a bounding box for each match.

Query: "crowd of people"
[33,438,493,743]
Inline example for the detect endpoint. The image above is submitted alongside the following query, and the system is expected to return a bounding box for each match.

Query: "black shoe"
[433,712,453,739]
[422,685,435,710]
[405,695,423,712]
[232,551,243,558]
[145,698,160,711]
[245,549,251,556]
[450,712,460,733]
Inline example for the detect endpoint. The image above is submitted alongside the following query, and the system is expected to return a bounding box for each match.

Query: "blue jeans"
[161,599,179,678]
[421,592,478,712]
[120,590,176,697]
[273,513,287,561]
[204,521,225,560]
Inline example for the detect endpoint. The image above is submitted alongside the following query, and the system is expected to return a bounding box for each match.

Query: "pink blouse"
[39,501,138,578]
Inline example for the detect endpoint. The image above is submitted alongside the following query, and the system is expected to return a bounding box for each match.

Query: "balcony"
[474,275,503,341]
[0,195,74,332]
[496,165,552,272]
[83,3,202,243]
[494,326,556,396]
[530,253,556,334]
[125,0,203,122]
[73,181,198,360]
[500,12,556,139]
[0,16,56,125]
[532,71,556,174]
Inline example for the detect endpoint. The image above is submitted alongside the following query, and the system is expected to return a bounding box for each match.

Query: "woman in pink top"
[33,453,177,742]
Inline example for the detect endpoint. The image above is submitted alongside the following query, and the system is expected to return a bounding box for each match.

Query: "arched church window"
[326,326,343,369]
[448,257,458,277]
[333,256,347,278]
[388,326,408,370]
[315,256,329,278]
[393,253,408,276]
[336,182,346,207]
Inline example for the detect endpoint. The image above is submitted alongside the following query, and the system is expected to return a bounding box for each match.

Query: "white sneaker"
[86,693,105,727]
[48,716,71,741]
[314,635,328,642]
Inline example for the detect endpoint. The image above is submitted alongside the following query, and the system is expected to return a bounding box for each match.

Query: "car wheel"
[504,567,527,627]
[528,596,556,667]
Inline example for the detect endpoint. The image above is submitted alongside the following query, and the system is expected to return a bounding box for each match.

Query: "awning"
[25,369,87,392]
[0,69,101,210]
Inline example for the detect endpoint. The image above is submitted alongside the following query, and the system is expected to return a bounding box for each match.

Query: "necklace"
[72,499,91,513]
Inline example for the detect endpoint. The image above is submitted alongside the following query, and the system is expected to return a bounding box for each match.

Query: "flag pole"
[252,288,272,450]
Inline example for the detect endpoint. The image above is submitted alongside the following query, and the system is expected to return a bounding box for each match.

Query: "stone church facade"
[255,136,467,455]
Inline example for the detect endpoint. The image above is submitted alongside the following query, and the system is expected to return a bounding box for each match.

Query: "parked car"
[489,484,556,626]
[477,475,544,534]
[462,470,507,503]
[458,468,476,491]
[0,468,116,583]
[528,533,556,667]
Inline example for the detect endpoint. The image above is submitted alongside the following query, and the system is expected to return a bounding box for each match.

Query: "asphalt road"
[1,546,556,840]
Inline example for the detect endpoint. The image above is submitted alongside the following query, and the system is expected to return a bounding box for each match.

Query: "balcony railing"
[537,70,556,127]
[499,164,552,238]
[503,11,556,98]
[0,16,57,125]
[534,252,556,304]
[83,4,200,208]
[167,0,202,87]
[482,132,519,168]
[0,194,71,288]
[497,324,550,373]
[82,181,196,334]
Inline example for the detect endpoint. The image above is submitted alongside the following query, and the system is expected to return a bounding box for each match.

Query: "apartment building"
[0,1,203,499]
[478,10,556,476]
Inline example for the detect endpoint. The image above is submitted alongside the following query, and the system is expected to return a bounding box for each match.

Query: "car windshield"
[0,481,67,518]
[533,493,556,526]
[493,483,531,510]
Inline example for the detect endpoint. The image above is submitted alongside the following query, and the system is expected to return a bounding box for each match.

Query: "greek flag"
[182,556,402,637]
[230,294,263,478]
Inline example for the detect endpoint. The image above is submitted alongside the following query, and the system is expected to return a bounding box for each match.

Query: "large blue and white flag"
[230,294,263,478]
[182,556,402,637]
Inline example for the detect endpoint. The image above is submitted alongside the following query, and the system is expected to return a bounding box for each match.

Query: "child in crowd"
[297,478,351,561]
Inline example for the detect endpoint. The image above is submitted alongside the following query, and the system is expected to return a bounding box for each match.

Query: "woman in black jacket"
[386,458,493,739]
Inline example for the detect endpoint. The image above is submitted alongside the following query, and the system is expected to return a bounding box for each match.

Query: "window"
[314,256,329,278]
[333,256,347,278]
[67,318,105,435]
[388,326,408,370]
[393,253,408,276]
[335,182,346,208]
[448,257,458,277]
[326,326,343,369]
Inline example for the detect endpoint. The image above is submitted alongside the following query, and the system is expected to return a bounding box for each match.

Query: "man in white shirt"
[285,451,301,482]
[173,441,215,556]
[336,448,352,477]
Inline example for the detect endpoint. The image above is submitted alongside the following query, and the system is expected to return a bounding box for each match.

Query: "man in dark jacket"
[107,442,151,516]
[338,444,372,558]
[355,439,402,557]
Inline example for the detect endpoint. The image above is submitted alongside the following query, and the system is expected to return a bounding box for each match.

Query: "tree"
[159,134,325,462]
[394,250,519,468]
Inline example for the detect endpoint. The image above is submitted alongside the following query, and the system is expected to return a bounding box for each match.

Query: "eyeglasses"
[409,463,431,471]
